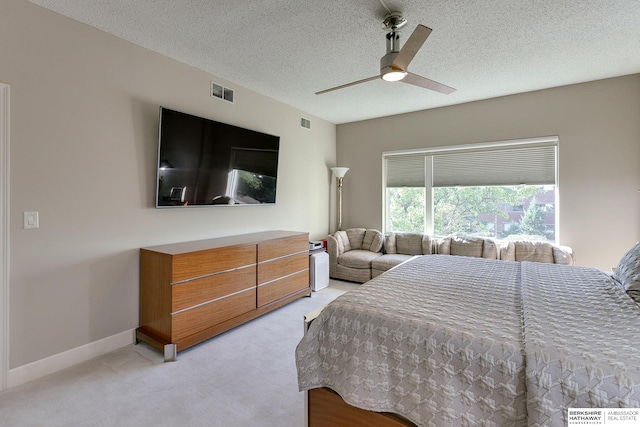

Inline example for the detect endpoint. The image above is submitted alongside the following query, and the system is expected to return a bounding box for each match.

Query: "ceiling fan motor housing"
[380,51,404,77]
[380,28,407,80]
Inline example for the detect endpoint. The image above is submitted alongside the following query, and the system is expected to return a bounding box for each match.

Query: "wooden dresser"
[136,230,310,360]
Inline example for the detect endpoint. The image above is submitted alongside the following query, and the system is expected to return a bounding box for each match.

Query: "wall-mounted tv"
[156,107,280,207]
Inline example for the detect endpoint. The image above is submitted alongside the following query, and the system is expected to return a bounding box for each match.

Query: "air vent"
[301,118,311,129]
[211,82,234,103]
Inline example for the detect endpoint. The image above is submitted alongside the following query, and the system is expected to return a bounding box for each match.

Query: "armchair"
[327,228,384,283]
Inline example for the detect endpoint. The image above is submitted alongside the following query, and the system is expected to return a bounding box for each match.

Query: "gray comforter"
[296,255,640,426]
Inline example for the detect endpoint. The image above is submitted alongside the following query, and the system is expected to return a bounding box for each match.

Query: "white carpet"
[0,281,357,427]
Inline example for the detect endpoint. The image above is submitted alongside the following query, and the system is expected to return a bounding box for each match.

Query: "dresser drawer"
[172,244,256,283]
[172,288,256,341]
[172,265,256,313]
[258,252,308,285]
[258,270,309,307]
[257,235,308,263]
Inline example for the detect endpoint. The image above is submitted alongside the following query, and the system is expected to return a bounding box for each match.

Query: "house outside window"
[383,137,558,242]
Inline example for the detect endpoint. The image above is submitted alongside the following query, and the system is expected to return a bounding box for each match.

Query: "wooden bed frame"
[307,387,416,427]
[303,307,417,426]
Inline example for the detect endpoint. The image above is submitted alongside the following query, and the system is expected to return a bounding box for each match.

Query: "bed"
[296,251,640,426]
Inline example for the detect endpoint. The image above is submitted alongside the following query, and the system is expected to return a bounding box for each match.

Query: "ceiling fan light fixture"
[382,69,407,81]
[314,13,455,95]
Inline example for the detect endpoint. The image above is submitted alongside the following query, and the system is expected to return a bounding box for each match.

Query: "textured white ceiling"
[27,0,640,124]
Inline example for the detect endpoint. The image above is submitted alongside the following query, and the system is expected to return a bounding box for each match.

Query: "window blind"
[385,154,427,187]
[385,142,556,188]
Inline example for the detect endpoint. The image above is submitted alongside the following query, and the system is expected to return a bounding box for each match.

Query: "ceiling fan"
[316,12,456,95]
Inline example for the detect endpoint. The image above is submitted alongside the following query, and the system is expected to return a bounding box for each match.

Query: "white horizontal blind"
[433,144,556,187]
[385,140,557,188]
[385,154,427,187]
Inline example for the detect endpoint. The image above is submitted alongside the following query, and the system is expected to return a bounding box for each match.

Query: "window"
[383,137,558,242]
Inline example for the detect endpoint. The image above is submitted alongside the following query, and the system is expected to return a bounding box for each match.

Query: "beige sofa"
[328,229,574,283]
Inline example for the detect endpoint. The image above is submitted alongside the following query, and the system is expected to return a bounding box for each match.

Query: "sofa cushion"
[362,229,384,252]
[396,233,425,256]
[422,235,434,255]
[384,233,397,254]
[436,237,451,255]
[338,249,382,269]
[334,230,351,253]
[437,236,498,259]
[450,236,484,258]
[371,254,415,272]
[346,228,366,250]
[517,241,554,263]
[552,246,574,265]
[385,232,433,255]
[481,239,498,259]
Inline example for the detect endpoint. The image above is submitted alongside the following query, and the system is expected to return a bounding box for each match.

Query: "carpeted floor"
[0,280,357,427]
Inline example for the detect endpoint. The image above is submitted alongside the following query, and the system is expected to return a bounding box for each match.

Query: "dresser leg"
[164,344,177,362]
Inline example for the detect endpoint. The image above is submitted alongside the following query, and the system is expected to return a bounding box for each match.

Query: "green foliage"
[387,185,548,238]
[520,196,547,237]
[500,223,521,238]
[434,186,542,236]
[387,188,425,232]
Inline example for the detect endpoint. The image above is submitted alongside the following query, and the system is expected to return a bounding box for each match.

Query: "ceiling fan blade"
[391,24,432,71]
[403,72,456,94]
[315,76,380,95]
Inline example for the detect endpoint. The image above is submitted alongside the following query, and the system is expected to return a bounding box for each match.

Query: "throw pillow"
[613,242,640,302]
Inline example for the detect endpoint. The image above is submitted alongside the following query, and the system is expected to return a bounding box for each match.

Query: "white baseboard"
[8,329,136,388]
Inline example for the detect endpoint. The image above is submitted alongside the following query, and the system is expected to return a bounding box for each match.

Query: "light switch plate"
[23,211,39,229]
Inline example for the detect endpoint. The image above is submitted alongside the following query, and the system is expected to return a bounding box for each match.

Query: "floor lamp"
[331,167,349,231]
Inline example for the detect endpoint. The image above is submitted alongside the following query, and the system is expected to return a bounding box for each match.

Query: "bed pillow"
[613,242,640,302]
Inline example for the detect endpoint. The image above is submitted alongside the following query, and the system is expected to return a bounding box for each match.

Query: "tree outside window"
[387,185,556,242]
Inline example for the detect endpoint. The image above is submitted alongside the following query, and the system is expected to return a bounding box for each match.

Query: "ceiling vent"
[301,118,311,129]
[211,82,234,103]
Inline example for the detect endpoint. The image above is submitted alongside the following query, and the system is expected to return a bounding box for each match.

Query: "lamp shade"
[331,167,349,178]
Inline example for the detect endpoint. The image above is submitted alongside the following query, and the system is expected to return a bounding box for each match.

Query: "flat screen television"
[155,107,280,207]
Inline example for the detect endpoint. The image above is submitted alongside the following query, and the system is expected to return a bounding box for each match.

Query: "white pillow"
[613,242,640,302]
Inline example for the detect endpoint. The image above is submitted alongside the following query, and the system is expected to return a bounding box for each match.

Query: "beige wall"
[337,74,640,270]
[1,0,336,368]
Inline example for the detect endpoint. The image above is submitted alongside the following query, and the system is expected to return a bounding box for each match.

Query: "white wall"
[1,0,336,369]
[337,75,640,270]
